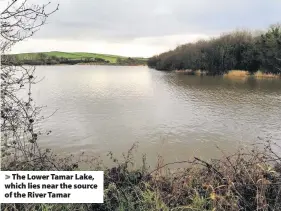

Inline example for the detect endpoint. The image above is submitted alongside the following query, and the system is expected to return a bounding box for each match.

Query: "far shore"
[2,51,148,66]
[76,62,147,66]
[2,62,148,67]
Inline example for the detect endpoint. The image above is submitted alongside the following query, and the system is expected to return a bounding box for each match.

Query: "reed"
[224,70,249,78]
[254,70,281,79]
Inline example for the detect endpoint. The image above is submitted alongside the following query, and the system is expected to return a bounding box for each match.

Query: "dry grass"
[176,69,280,80]
[194,69,201,76]
[175,69,192,73]
[224,70,281,80]
[254,71,281,79]
[175,69,208,76]
[2,141,281,211]
[194,69,207,76]
[224,70,250,78]
[148,140,281,211]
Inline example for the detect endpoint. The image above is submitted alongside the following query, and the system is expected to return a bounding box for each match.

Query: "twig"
[194,157,224,178]
[145,160,194,179]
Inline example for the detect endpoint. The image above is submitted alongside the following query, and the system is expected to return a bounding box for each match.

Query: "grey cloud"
[34,0,281,42]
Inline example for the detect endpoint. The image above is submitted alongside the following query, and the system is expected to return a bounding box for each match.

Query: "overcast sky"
[6,0,281,57]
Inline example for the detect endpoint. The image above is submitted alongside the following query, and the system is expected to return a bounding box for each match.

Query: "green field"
[13,51,147,63]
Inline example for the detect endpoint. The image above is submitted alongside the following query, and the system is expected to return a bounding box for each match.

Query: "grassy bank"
[2,141,281,211]
[1,51,148,66]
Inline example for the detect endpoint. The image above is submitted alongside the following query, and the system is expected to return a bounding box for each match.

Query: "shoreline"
[3,141,281,210]
[76,62,147,66]
[174,69,281,79]
[1,63,148,67]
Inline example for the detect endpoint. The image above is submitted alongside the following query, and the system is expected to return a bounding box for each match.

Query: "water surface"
[32,65,281,166]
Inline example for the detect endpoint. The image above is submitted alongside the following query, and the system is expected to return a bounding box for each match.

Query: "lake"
[32,65,281,166]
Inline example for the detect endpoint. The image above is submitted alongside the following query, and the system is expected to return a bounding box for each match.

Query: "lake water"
[32,65,281,166]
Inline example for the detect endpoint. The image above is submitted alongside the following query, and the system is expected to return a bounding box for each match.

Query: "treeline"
[1,53,110,66]
[116,57,147,66]
[148,24,281,75]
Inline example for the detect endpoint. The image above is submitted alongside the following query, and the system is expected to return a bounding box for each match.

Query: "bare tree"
[1,0,59,170]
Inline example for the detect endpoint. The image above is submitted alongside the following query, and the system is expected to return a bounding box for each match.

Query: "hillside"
[3,51,147,65]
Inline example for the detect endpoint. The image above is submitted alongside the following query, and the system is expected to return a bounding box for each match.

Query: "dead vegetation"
[3,140,280,211]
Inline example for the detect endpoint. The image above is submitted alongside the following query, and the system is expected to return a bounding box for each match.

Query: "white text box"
[0,171,103,203]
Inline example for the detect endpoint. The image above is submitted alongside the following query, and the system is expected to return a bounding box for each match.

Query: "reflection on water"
[32,65,281,166]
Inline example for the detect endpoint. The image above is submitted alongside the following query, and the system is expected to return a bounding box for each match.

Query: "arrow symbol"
[5,175,10,180]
